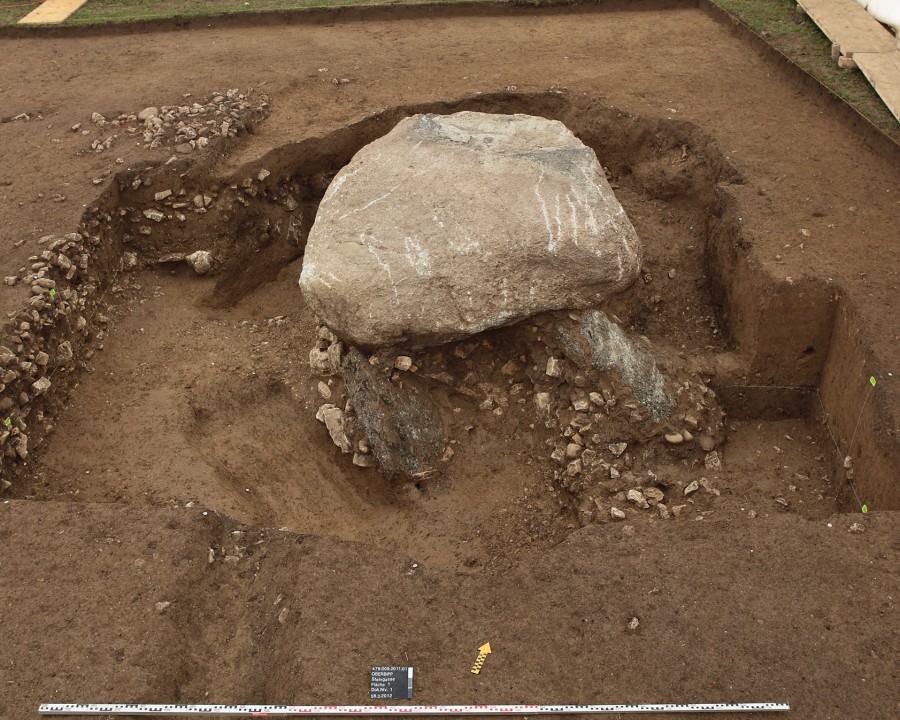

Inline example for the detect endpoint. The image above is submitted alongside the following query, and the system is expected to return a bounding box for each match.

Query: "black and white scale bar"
[39,702,790,716]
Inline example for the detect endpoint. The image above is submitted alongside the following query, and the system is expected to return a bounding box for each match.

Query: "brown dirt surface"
[0,3,898,720]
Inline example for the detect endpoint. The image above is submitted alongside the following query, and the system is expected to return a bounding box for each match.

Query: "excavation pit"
[6,93,890,573]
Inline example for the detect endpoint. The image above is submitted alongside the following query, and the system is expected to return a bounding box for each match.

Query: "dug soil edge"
[4,90,896,511]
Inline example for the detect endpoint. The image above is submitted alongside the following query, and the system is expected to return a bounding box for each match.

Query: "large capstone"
[299,111,642,349]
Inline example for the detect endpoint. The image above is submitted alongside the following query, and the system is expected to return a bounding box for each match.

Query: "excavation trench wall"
[1,92,896,510]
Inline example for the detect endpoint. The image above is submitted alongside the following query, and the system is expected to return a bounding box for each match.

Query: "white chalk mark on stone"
[325,164,361,202]
[534,169,555,252]
[338,185,400,221]
[403,235,433,277]
[565,194,578,246]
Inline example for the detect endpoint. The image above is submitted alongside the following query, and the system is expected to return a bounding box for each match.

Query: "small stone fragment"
[353,452,378,468]
[534,392,551,414]
[699,477,720,496]
[704,451,722,470]
[155,601,171,613]
[143,209,165,222]
[546,356,562,377]
[310,343,343,376]
[665,431,684,444]
[317,404,352,453]
[32,377,51,395]
[566,442,582,459]
[317,381,332,399]
[643,487,665,505]
[394,355,413,371]
[14,434,28,460]
[848,522,864,534]
[626,488,649,509]
[610,506,626,520]
[683,480,699,496]
[627,617,640,631]
[185,250,212,275]
[699,435,716,451]
[154,190,172,201]
[609,442,627,458]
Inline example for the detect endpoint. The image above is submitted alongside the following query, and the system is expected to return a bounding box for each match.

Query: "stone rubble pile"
[308,306,726,524]
[0,223,110,487]
[82,88,269,155]
[0,97,284,492]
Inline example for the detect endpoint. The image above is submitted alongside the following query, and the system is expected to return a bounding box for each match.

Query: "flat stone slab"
[300,111,641,349]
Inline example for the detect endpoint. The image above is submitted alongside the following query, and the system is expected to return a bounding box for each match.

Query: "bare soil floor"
[0,4,898,720]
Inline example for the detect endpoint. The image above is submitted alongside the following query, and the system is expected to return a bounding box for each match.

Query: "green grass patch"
[713,0,898,138]
[66,0,484,25]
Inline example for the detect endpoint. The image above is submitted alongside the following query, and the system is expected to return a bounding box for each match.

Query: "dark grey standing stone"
[341,348,444,478]
[554,309,673,421]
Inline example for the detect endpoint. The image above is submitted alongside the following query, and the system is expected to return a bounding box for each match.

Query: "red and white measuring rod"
[39,702,790,716]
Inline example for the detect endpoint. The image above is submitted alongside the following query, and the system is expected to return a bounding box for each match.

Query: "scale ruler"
[39,702,790,716]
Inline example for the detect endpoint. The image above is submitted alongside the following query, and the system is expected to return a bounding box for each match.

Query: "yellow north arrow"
[470,643,491,674]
